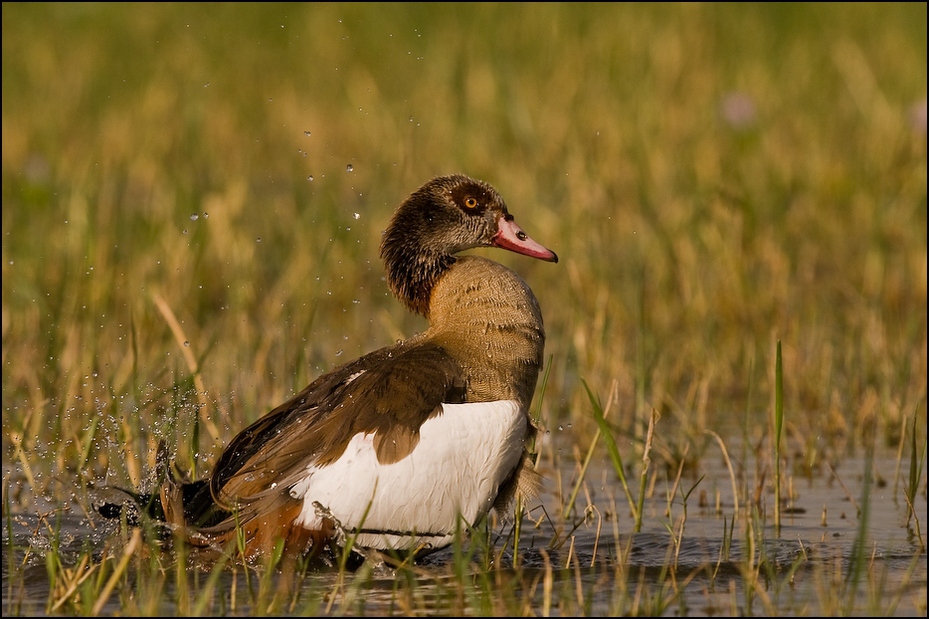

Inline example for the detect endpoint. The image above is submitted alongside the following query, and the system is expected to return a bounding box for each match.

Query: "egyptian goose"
[100,174,558,560]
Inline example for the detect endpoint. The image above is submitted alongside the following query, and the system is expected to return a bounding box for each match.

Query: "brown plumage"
[97,174,558,561]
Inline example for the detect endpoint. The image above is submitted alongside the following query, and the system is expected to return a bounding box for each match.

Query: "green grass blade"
[774,339,783,535]
[582,379,638,528]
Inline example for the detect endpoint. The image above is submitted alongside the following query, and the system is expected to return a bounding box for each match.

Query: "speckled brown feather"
[427,257,547,513]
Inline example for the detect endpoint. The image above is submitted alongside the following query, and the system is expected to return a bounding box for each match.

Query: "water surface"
[3,434,926,616]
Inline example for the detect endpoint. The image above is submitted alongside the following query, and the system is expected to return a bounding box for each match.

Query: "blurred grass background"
[2,3,926,495]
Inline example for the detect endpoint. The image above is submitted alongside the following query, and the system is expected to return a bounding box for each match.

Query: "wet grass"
[2,2,927,616]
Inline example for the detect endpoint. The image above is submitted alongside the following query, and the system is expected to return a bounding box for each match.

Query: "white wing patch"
[344,370,366,384]
[289,399,526,551]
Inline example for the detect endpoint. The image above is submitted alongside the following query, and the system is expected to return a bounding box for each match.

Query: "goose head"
[380,174,558,316]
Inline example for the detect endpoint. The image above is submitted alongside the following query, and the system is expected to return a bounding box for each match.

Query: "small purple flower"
[909,99,927,133]
[719,92,757,130]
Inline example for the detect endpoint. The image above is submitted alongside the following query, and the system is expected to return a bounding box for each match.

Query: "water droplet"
[345,164,354,172]
[256,237,262,243]
[335,349,343,357]
[304,130,312,137]
[307,175,314,181]
[184,341,190,347]
[190,213,199,221]
[353,212,360,220]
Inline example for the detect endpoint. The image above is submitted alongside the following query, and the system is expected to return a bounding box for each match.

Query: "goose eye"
[463,197,479,210]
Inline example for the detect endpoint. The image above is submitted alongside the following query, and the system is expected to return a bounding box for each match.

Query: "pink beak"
[492,216,558,263]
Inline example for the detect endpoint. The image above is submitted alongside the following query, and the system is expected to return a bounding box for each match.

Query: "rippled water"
[2,436,926,616]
